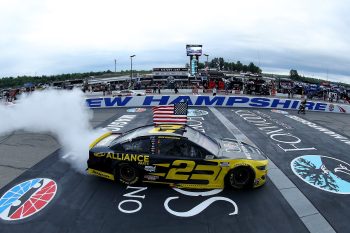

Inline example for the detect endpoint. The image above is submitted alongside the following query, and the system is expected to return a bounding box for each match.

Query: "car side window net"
[122,138,151,154]
[158,138,201,158]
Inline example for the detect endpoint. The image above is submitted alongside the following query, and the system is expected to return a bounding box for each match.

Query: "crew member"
[298,99,307,114]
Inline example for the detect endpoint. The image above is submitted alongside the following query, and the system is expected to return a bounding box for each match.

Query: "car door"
[152,137,213,185]
[113,136,152,167]
[144,137,192,183]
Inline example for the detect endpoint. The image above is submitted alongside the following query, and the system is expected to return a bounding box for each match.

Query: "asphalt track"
[1,107,350,233]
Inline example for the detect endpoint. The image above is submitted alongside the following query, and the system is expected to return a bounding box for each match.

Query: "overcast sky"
[1,0,350,83]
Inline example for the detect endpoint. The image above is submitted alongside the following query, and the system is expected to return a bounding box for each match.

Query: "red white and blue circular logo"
[0,178,57,221]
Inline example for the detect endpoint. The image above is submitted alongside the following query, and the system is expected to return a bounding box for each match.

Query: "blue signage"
[85,95,346,113]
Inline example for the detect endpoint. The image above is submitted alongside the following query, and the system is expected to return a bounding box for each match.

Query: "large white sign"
[86,95,350,114]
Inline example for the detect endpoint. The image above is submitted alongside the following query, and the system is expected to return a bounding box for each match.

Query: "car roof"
[112,124,220,155]
[120,124,186,138]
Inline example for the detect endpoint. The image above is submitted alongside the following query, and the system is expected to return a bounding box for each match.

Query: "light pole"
[203,54,209,86]
[204,54,209,68]
[130,54,136,88]
[114,59,116,73]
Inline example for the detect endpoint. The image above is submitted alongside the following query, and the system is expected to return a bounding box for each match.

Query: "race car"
[87,124,268,189]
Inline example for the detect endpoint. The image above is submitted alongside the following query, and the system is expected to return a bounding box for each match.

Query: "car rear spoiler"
[89,132,112,149]
[89,131,123,149]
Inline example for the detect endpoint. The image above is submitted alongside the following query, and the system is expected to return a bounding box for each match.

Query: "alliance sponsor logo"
[127,108,147,113]
[94,152,150,165]
[329,104,334,111]
[0,178,57,221]
[291,155,350,194]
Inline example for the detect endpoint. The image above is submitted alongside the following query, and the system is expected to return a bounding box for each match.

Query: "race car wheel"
[226,166,254,189]
[117,163,140,185]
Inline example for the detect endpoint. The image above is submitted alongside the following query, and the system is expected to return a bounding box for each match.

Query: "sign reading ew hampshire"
[291,155,350,194]
[0,178,57,221]
[86,95,350,114]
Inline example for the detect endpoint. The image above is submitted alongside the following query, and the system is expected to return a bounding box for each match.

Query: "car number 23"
[164,160,227,184]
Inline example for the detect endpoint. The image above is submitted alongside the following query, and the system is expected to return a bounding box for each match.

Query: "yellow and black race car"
[87,124,268,189]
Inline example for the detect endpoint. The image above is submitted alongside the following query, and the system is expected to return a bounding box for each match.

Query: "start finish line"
[86,95,350,114]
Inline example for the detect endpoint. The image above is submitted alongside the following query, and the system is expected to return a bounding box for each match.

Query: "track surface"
[0,107,349,233]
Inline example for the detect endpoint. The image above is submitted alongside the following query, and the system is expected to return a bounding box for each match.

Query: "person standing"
[101,84,106,96]
[174,84,179,94]
[4,91,10,102]
[193,84,198,95]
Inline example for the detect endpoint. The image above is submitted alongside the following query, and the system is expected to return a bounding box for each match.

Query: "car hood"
[218,138,267,160]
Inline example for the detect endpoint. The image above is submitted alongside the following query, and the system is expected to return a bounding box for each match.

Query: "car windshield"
[109,125,220,155]
[184,127,219,155]
[109,126,153,147]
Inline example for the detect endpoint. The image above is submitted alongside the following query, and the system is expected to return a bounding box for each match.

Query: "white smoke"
[0,89,106,173]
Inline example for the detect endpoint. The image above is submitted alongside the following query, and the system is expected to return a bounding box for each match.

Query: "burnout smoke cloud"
[0,89,105,173]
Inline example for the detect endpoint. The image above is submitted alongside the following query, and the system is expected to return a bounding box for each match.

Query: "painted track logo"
[271,109,289,115]
[127,108,146,113]
[187,109,208,117]
[291,155,350,194]
[0,178,57,221]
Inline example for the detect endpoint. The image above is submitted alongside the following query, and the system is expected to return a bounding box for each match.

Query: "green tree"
[248,62,261,73]
[290,69,299,80]
[209,57,226,70]
[197,62,205,69]
[236,61,243,72]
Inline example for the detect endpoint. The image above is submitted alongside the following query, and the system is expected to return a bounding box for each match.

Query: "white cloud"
[0,0,350,83]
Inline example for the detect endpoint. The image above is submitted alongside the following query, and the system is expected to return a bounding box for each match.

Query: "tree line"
[194,57,262,73]
[288,69,349,87]
[0,70,150,89]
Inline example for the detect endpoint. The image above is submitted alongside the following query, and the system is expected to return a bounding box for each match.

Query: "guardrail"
[86,95,350,114]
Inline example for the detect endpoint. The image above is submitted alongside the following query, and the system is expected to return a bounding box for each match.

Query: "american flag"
[152,102,188,125]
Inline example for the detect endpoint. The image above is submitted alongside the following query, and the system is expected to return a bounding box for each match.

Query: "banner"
[86,95,350,114]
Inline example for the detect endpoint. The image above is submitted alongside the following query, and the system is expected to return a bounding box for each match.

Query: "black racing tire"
[116,163,140,185]
[226,166,255,189]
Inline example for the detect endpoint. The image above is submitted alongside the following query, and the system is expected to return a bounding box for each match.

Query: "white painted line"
[209,107,336,233]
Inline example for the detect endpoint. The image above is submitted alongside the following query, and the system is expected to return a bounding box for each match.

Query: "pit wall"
[86,95,350,114]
